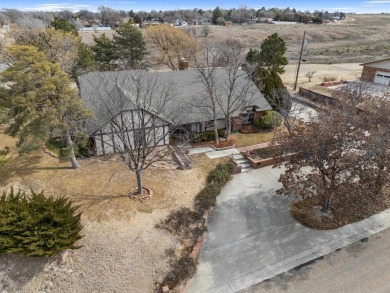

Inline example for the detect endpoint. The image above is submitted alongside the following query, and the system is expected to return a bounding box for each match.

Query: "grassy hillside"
[78,14,390,65]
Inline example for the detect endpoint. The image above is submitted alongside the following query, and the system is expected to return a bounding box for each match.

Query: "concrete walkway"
[205,148,240,159]
[185,166,390,293]
[187,146,240,159]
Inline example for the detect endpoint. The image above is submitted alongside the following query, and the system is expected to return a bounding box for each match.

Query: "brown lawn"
[0,127,226,292]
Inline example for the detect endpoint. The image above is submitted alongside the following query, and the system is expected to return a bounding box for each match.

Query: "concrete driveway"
[186,166,390,293]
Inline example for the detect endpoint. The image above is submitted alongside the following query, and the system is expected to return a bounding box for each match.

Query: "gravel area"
[12,215,176,293]
[0,161,205,293]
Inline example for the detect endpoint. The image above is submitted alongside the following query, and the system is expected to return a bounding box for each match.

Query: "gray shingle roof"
[78,68,271,134]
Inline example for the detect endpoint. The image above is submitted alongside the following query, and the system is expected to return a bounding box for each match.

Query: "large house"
[78,69,271,156]
[361,58,390,86]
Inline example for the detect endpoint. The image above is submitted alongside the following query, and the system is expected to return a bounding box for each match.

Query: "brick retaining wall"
[298,87,338,107]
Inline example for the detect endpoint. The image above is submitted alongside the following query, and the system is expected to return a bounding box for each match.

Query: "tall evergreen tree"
[246,33,288,107]
[74,42,96,77]
[246,33,287,74]
[258,33,288,74]
[51,17,78,35]
[212,6,223,24]
[113,22,147,69]
[0,45,93,169]
[91,33,117,70]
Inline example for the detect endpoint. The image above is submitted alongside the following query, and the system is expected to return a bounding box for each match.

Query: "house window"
[243,111,254,124]
[205,121,214,127]
[205,121,214,129]
[134,129,145,147]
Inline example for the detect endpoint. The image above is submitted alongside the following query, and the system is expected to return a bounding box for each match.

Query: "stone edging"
[170,145,193,170]
[128,187,153,202]
[243,150,294,169]
[229,156,242,174]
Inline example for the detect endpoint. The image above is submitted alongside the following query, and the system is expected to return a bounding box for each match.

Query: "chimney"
[179,58,189,70]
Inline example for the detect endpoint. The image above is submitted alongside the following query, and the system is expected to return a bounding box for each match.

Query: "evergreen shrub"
[254,110,282,129]
[0,188,83,256]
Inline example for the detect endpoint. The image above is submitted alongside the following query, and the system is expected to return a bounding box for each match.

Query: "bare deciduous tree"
[274,92,390,213]
[200,24,211,37]
[215,39,256,139]
[270,88,308,134]
[333,80,371,110]
[192,38,257,142]
[192,40,221,144]
[80,71,182,194]
[305,70,315,82]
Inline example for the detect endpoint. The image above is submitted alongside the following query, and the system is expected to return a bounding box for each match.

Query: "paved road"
[240,228,390,293]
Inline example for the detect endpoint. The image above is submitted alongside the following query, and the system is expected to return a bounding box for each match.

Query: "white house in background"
[361,58,390,86]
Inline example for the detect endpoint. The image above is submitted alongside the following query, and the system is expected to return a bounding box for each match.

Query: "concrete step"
[232,154,244,160]
[241,167,253,173]
[240,162,252,169]
[235,158,248,164]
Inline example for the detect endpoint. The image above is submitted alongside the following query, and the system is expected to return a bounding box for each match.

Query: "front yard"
[0,128,226,292]
[233,130,276,147]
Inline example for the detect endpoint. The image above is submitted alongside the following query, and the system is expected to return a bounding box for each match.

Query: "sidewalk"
[185,166,390,293]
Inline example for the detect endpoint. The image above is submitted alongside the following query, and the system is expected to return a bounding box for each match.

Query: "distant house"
[78,69,271,156]
[361,58,390,86]
[173,19,188,26]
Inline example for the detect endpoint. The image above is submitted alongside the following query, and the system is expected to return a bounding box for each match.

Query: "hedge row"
[0,188,83,257]
[158,162,234,289]
[191,129,227,142]
[194,162,234,214]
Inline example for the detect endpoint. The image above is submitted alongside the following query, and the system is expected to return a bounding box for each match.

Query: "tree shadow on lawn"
[0,253,50,291]
[0,154,72,183]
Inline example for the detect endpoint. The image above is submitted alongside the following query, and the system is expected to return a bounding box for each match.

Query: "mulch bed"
[128,187,153,202]
[246,147,276,160]
[291,189,390,230]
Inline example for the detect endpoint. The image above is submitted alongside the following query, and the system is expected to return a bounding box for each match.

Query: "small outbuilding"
[360,58,390,85]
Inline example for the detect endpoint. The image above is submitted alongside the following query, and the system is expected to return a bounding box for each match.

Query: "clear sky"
[1,0,390,13]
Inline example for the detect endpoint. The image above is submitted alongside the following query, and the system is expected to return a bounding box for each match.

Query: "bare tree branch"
[80,70,182,194]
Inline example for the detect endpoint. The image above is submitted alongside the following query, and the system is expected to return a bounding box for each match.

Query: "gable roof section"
[78,69,271,134]
[360,57,390,68]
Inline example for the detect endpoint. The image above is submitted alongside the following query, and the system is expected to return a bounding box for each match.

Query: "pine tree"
[51,17,78,36]
[246,33,288,107]
[212,6,223,24]
[261,69,286,103]
[113,22,147,69]
[73,42,96,77]
[258,33,288,74]
[0,45,93,168]
[246,33,288,74]
[91,33,117,70]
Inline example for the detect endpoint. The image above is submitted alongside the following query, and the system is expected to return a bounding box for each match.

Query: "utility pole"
[293,30,306,91]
